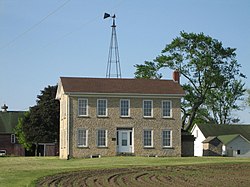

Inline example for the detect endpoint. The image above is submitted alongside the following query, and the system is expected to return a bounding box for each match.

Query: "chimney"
[173,70,180,83]
[1,104,8,112]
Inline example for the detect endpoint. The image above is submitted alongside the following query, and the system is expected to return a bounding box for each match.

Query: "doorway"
[117,128,133,153]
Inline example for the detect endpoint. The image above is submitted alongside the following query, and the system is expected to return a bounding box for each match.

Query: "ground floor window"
[162,130,172,147]
[97,129,107,147]
[143,129,153,147]
[237,150,241,155]
[11,134,16,144]
[77,129,88,147]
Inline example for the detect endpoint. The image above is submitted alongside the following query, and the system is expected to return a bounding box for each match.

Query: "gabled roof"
[203,134,249,145]
[202,136,217,143]
[196,124,250,142]
[0,111,25,134]
[58,77,185,96]
[217,134,244,145]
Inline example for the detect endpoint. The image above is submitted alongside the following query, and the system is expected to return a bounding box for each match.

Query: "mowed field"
[0,157,250,187]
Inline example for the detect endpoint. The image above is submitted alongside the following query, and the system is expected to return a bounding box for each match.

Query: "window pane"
[78,99,87,116]
[97,100,107,116]
[163,130,171,147]
[122,132,127,146]
[78,129,87,147]
[97,129,106,146]
[120,99,129,116]
[162,101,171,117]
[143,100,152,117]
[144,130,152,147]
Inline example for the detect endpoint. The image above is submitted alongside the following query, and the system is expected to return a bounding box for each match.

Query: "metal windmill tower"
[104,13,121,78]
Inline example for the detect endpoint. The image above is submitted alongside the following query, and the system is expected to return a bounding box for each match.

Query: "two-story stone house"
[56,72,185,159]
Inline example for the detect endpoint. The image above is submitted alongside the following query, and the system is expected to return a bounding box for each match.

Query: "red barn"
[0,104,25,156]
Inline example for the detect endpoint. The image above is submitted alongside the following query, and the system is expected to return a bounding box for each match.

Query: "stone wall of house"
[68,96,182,158]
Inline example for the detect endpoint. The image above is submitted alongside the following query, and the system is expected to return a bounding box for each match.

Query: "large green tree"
[135,31,245,130]
[246,90,250,107]
[15,85,59,155]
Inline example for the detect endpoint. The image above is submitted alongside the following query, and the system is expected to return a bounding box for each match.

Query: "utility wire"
[0,0,71,50]
[41,0,125,49]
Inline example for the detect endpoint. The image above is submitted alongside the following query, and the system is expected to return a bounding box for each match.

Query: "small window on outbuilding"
[11,134,15,144]
[237,150,241,155]
[195,130,198,138]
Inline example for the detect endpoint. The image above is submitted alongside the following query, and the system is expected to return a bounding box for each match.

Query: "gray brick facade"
[68,96,182,158]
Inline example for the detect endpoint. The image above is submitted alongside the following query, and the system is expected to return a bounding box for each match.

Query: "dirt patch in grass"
[37,163,250,187]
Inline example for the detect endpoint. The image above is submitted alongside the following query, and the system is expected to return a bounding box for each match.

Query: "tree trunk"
[184,101,203,131]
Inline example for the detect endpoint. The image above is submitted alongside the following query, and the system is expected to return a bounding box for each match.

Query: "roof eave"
[64,92,185,98]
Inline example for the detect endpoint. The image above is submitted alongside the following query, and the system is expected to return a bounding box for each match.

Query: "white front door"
[117,130,133,153]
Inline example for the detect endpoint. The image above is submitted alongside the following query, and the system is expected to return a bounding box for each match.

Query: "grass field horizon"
[0,156,250,187]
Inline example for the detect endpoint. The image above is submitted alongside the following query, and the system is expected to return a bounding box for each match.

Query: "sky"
[0,0,250,123]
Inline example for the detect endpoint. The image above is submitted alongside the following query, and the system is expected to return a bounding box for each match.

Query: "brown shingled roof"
[60,77,185,95]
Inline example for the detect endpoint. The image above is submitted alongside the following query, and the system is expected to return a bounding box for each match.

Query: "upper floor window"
[11,134,15,144]
[97,129,107,147]
[77,129,88,147]
[143,129,153,147]
[78,98,88,116]
[120,99,130,117]
[162,100,172,118]
[97,99,107,117]
[143,100,153,117]
[162,130,172,147]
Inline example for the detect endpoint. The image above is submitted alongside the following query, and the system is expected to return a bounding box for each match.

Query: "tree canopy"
[135,31,246,130]
[15,85,59,153]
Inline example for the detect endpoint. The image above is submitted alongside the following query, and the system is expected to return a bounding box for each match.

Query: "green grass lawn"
[0,156,250,187]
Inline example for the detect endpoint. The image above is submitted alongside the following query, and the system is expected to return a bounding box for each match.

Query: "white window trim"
[97,99,108,117]
[162,100,172,118]
[77,129,88,148]
[143,129,153,148]
[120,99,130,117]
[162,130,172,148]
[78,98,88,117]
[97,129,108,147]
[143,100,153,118]
[11,134,15,144]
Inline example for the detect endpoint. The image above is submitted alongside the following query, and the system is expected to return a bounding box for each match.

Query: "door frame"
[116,128,134,153]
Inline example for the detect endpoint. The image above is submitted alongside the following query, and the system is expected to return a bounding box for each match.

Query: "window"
[143,100,153,117]
[162,130,172,147]
[97,99,107,117]
[77,129,88,147]
[162,100,172,118]
[237,150,241,155]
[195,129,199,138]
[78,98,88,116]
[122,132,127,146]
[143,130,153,147]
[11,134,15,144]
[97,129,107,147]
[120,99,130,117]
